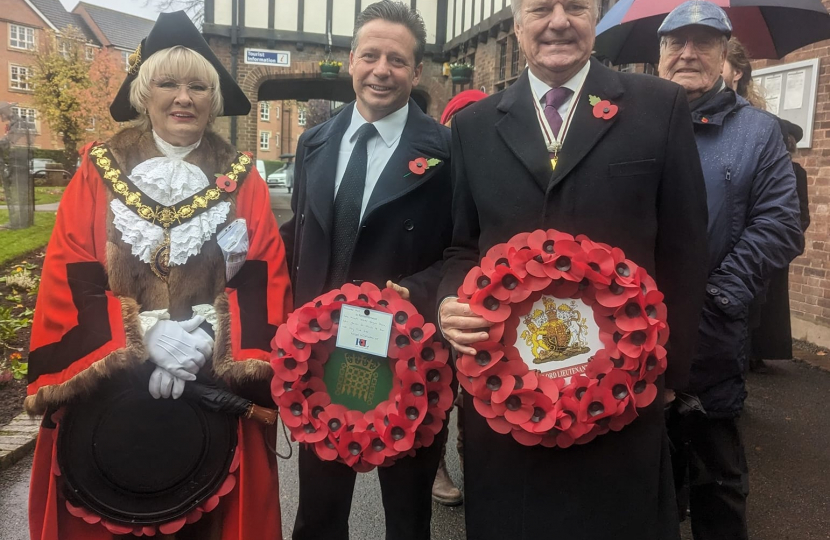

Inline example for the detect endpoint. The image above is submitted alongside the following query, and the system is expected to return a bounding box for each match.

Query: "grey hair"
[352,1,427,65]
[129,46,223,130]
[512,0,600,24]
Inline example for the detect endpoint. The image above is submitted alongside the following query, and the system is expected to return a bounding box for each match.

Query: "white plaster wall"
[473,0,481,25]
[245,0,269,29]
[454,0,463,38]
[275,0,299,31]
[304,0,327,34]
[419,0,439,44]
[484,0,492,19]
[215,0,233,25]
[332,0,357,37]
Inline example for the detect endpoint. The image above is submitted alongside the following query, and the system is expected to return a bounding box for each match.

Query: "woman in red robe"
[26,11,291,539]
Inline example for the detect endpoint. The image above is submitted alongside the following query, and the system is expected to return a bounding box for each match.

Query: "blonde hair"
[726,38,766,109]
[129,46,223,129]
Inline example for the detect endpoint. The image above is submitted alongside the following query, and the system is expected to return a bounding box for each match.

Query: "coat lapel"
[363,100,450,221]
[548,59,625,190]
[495,71,552,193]
[301,104,354,239]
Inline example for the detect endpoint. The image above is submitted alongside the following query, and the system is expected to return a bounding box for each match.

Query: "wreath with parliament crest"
[270,282,453,471]
[456,229,669,448]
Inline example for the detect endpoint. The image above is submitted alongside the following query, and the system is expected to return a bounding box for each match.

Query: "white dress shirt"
[527,61,591,146]
[333,103,409,219]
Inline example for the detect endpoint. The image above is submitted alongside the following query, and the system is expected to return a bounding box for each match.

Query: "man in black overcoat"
[437,0,709,538]
[279,2,452,539]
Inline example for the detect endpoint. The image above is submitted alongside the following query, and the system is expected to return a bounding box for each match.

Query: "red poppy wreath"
[456,229,669,448]
[270,282,453,471]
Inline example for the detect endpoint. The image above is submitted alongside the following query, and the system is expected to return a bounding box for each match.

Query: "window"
[274,106,280,119]
[274,133,280,148]
[259,131,270,150]
[58,39,71,59]
[11,107,37,131]
[510,36,520,77]
[498,39,507,81]
[260,101,270,121]
[298,107,307,127]
[86,46,95,61]
[122,50,131,71]
[9,24,35,50]
[10,65,32,91]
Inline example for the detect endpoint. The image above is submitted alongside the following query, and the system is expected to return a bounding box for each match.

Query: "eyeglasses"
[661,35,722,56]
[151,78,214,97]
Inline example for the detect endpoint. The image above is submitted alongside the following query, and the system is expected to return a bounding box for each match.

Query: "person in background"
[657,3,803,539]
[722,38,766,109]
[749,119,811,372]
[428,88,488,508]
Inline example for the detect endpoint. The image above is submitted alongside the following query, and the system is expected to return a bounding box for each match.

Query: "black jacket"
[280,99,452,321]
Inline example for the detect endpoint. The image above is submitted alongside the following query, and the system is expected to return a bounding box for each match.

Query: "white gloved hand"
[144,316,211,380]
[148,366,186,399]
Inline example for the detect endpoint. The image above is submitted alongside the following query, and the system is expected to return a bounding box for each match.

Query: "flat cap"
[658,0,732,37]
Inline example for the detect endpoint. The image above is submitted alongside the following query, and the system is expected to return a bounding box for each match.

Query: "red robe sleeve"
[211,167,293,385]
[25,143,147,414]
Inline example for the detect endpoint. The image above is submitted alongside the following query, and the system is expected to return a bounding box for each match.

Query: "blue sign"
[244,48,290,67]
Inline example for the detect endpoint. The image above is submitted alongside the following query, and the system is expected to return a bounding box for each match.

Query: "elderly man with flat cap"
[657,2,803,539]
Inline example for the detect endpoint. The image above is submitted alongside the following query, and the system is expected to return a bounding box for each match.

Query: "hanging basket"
[450,65,473,84]
[320,63,341,79]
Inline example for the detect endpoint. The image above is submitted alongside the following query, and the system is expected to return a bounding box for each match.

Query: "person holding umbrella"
[657,2,803,539]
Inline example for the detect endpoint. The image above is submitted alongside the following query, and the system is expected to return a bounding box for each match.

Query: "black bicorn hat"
[109,10,250,122]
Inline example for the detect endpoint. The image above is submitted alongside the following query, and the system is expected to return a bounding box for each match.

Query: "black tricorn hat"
[779,118,804,144]
[109,11,250,122]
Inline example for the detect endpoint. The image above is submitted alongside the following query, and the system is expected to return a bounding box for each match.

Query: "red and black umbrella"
[595,0,830,65]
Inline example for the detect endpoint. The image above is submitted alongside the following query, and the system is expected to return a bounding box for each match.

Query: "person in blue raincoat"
[657,3,803,540]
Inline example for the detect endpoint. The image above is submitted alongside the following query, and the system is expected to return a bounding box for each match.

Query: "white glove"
[144,316,212,380]
[148,366,186,399]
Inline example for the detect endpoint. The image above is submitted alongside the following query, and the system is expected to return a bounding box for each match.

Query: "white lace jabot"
[110,132,230,267]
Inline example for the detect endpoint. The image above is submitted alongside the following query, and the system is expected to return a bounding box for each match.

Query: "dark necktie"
[327,122,377,289]
[543,87,573,144]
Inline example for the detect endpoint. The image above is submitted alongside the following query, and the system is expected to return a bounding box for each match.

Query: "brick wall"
[751,0,830,345]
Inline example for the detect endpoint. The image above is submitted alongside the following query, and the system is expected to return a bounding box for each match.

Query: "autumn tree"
[305,100,332,130]
[31,26,90,169]
[76,48,123,144]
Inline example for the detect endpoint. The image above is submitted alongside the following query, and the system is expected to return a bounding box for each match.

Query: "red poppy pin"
[215,174,237,193]
[589,95,618,120]
[406,157,442,177]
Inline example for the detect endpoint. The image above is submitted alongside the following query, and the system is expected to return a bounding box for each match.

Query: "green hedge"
[32,149,69,169]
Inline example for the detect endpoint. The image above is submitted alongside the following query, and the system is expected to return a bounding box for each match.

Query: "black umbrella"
[595,0,830,65]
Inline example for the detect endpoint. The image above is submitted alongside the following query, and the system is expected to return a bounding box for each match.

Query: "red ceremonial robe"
[26,128,292,540]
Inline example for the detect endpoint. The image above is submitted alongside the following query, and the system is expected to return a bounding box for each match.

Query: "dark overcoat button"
[707,286,719,295]
[720,297,729,305]
[403,219,415,231]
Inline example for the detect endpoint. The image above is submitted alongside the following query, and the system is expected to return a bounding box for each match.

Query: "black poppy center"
[330,309,341,323]
[531,407,546,423]
[358,294,369,302]
[633,380,647,393]
[372,438,385,452]
[396,335,411,348]
[505,395,522,411]
[407,358,418,371]
[630,330,646,346]
[290,403,303,416]
[612,384,629,400]
[311,406,325,418]
[646,305,657,318]
[484,296,500,311]
[609,280,624,295]
[575,387,587,400]
[427,369,440,382]
[421,347,435,361]
[348,442,362,455]
[395,311,408,324]
[624,304,641,318]
[391,427,406,441]
[406,406,420,420]
[293,338,306,350]
[411,328,424,341]
[646,355,657,370]
[423,413,434,425]
[475,351,492,366]
[303,424,317,434]
[513,375,524,390]
[502,274,519,290]
[428,391,440,405]
[308,318,321,331]
[542,240,555,253]
[411,383,425,396]
[486,376,502,391]
[334,294,347,302]
[477,276,491,289]
[588,402,605,417]
[328,419,342,431]
[555,256,572,272]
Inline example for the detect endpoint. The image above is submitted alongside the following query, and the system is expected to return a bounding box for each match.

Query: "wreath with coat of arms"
[456,229,669,448]
[270,283,453,471]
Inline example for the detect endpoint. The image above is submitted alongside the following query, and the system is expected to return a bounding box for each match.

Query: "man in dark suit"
[279,2,452,539]
[438,0,709,539]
